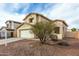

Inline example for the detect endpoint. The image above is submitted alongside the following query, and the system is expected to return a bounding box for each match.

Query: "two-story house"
[0,20,21,38]
[17,13,68,40]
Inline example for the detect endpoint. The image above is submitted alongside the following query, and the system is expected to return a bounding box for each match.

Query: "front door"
[11,32,13,37]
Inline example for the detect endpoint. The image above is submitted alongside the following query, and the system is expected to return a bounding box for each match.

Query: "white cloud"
[44,3,79,29]
[0,3,30,28]
[0,10,26,28]
[0,3,79,29]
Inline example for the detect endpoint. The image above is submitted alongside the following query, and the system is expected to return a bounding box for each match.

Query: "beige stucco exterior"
[24,13,50,24]
[17,13,68,40]
[54,21,67,39]
[24,14,37,25]
[17,23,34,38]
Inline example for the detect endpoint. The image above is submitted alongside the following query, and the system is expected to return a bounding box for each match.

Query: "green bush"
[31,22,55,44]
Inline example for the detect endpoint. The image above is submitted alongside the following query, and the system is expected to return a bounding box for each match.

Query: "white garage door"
[20,30,34,39]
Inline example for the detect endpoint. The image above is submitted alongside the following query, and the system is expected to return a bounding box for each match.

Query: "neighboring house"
[17,13,68,40]
[5,20,21,30]
[0,26,14,38]
[0,20,21,38]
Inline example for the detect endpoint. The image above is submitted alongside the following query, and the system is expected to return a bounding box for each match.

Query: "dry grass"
[0,38,79,56]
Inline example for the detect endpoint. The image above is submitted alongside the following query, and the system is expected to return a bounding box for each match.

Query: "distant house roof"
[23,13,68,27]
[0,26,7,30]
[5,20,22,24]
[0,26,14,31]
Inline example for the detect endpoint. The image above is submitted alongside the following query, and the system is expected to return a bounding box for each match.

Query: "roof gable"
[23,13,68,27]
[17,22,33,29]
[53,19,68,26]
[23,13,52,22]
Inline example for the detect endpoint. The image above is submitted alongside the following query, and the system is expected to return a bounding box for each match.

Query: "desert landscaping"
[0,38,79,56]
[0,6,79,56]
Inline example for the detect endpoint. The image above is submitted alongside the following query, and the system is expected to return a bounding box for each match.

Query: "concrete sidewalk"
[0,38,22,45]
[0,38,39,45]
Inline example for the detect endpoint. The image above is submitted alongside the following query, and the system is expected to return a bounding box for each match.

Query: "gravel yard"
[0,38,79,56]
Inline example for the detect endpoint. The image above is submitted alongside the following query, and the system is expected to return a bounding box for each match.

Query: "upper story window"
[6,21,11,27]
[29,18,34,23]
[7,24,9,28]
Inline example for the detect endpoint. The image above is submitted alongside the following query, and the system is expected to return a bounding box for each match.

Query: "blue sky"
[0,3,79,29]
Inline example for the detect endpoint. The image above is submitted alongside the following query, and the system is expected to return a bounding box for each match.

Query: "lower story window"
[54,27,60,34]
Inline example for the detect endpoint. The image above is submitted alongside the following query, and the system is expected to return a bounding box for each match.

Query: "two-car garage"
[20,30,34,39]
[17,23,34,39]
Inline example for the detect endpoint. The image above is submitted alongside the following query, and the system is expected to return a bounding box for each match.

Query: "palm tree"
[31,21,55,44]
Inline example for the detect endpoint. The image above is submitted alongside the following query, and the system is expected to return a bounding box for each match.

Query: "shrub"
[31,22,55,44]
[57,41,69,46]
